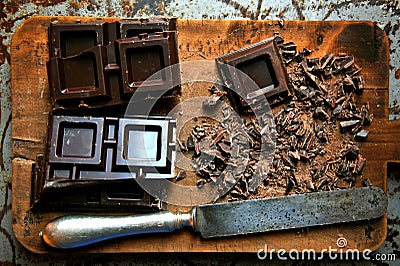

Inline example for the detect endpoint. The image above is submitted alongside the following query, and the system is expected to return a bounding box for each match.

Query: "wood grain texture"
[11,17,398,253]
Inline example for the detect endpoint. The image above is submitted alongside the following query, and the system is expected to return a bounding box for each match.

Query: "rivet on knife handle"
[41,210,195,249]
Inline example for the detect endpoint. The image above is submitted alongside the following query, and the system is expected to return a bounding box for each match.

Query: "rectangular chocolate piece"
[47,19,180,110]
[48,21,113,107]
[49,21,107,58]
[48,45,110,101]
[118,17,177,39]
[32,115,176,210]
[45,115,176,181]
[34,178,160,211]
[216,37,291,112]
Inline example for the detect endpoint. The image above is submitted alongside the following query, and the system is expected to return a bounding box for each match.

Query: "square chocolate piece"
[216,37,291,112]
[126,129,160,160]
[48,46,109,101]
[116,31,180,96]
[61,127,94,158]
[49,116,103,164]
[49,21,106,58]
[116,118,169,168]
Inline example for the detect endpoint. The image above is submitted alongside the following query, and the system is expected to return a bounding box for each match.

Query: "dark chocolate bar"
[47,18,180,110]
[46,115,176,181]
[32,115,176,210]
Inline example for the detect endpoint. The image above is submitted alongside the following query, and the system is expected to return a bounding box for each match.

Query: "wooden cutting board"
[11,17,399,253]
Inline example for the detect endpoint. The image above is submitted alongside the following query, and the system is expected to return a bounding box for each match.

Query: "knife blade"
[41,186,387,249]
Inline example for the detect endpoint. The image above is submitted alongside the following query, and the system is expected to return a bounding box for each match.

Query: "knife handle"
[40,211,193,249]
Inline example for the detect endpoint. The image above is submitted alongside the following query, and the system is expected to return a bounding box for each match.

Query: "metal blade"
[194,186,387,238]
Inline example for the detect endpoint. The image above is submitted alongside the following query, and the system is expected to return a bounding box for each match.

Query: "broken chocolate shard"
[333,105,343,116]
[218,142,231,155]
[361,102,373,125]
[361,177,372,187]
[342,144,360,160]
[186,135,195,150]
[355,129,369,140]
[316,130,328,143]
[325,96,336,109]
[302,47,313,56]
[282,41,297,50]
[307,58,319,66]
[288,150,300,161]
[203,94,223,107]
[301,60,327,93]
[314,106,330,120]
[118,17,177,39]
[334,56,354,74]
[343,75,357,92]
[295,86,315,100]
[320,53,334,70]
[356,154,366,174]
[196,178,207,188]
[339,120,361,133]
[176,170,187,181]
[353,76,365,93]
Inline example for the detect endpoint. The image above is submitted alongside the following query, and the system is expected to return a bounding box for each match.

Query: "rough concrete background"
[0,0,399,264]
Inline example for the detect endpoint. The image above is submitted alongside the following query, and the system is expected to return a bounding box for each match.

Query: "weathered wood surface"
[11,17,399,253]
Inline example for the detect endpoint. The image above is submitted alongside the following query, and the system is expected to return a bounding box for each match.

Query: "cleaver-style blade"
[41,187,387,249]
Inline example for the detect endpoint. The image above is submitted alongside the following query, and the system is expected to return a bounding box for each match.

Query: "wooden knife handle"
[41,211,193,249]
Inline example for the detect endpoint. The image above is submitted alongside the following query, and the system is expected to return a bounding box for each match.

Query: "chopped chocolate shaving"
[355,129,369,140]
[176,170,187,181]
[176,36,373,202]
[340,120,361,132]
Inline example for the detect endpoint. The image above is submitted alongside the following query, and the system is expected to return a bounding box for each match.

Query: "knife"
[41,186,387,249]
